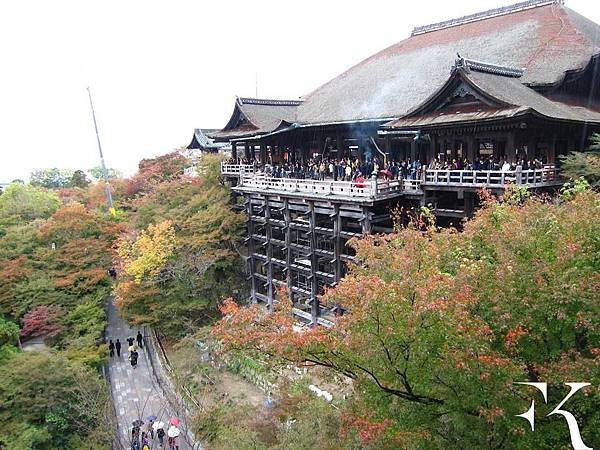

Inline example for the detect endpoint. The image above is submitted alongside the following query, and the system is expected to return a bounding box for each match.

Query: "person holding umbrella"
[153,421,166,447]
[167,424,180,450]
[146,415,157,439]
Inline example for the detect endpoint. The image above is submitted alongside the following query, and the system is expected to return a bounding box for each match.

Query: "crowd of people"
[228,155,547,182]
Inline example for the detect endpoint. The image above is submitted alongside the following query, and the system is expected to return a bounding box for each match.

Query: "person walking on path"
[129,349,139,369]
[108,340,115,357]
[131,425,141,450]
[127,336,135,347]
[156,425,166,447]
[115,339,122,357]
[136,331,143,349]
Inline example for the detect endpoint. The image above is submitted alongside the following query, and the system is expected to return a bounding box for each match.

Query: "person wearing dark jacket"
[115,339,122,357]
[136,331,143,349]
[108,340,115,357]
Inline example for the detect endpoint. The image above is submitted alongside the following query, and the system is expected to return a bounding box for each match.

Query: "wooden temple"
[193,0,600,325]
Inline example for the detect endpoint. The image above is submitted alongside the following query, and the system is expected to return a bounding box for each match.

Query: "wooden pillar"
[301,140,309,166]
[232,142,238,161]
[260,142,267,165]
[466,136,477,163]
[506,131,516,163]
[246,200,257,303]
[308,201,319,324]
[383,135,392,161]
[332,204,342,282]
[464,192,476,218]
[428,135,436,165]
[336,131,345,160]
[244,142,251,161]
[410,139,417,162]
[361,206,372,234]
[549,135,557,164]
[283,199,293,301]
[264,196,273,310]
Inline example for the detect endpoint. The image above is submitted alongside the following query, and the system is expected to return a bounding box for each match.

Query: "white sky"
[0,0,598,181]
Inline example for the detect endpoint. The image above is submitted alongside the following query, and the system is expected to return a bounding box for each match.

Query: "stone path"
[106,297,191,449]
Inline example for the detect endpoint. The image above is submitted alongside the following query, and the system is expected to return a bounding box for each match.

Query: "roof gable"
[385,58,600,129]
[407,62,517,117]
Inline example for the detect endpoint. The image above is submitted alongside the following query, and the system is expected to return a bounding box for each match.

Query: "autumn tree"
[213,189,600,449]
[0,201,121,366]
[20,304,65,338]
[116,154,246,336]
[123,150,190,198]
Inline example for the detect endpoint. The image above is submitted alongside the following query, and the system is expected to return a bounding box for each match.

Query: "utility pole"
[86,86,114,212]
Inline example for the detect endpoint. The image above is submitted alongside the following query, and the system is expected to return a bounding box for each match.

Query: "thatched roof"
[295,0,600,124]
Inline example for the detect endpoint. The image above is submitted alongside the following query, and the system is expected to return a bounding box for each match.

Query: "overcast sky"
[0,0,598,181]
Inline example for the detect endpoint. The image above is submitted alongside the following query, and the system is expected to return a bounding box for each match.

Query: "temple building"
[194,0,600,325]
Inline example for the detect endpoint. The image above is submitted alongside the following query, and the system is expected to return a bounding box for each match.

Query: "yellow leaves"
[118,220,177,282]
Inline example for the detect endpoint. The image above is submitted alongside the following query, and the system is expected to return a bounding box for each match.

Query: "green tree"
[559,133,600,186]
[30,168,74,188]
[69,169,90,188]
[88,166,122,180]
[0,352,116,449]
[0,183,60,227]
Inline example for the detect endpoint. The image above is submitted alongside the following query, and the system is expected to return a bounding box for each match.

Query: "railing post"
[371,175,378,198]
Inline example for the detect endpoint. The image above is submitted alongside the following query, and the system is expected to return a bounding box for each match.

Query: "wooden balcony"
[226,164,562,201]
[423,167,561,189]
[234,175,413,203]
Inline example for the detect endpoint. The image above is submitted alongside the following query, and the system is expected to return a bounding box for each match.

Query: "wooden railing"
[237,175,407,199]
[402,178,423,192]
[221,162,257,175]
[423,167,560,188]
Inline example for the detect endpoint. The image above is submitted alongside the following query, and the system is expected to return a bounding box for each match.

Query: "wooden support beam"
[308,201,320,324]
[264,196,273,310]
[283,199,293,302]
[332,204,342,282]
[246,199,257,303]
[361,206,372,234]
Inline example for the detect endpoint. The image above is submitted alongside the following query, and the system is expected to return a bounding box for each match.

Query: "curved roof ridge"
[411,0,560,36]
[238,97,303,106]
